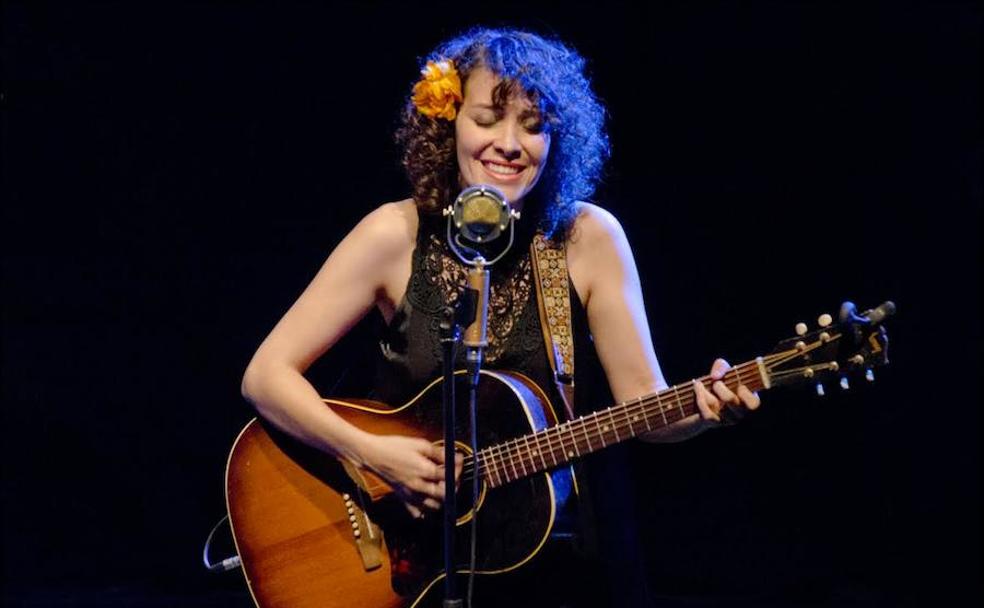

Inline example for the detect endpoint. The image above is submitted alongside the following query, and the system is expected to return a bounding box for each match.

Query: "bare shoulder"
[348,198,418,254]
[566,202,634,306]
[336,198,418,314]
[567,201,630,260]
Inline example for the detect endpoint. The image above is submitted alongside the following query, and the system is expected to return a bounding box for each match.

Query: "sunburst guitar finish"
[225,370,573,608]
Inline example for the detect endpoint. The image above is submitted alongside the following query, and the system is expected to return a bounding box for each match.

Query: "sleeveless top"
[369,210,654,607]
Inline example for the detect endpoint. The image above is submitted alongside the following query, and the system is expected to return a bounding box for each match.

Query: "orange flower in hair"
[412,60,463,120]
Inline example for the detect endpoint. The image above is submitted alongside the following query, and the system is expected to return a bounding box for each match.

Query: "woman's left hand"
[693,358,761,427]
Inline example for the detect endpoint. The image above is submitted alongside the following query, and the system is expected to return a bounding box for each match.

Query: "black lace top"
[374,213,555,404]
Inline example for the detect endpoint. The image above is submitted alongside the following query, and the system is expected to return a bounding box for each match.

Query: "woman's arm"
[241,202,411,458]
[566,203,759,442]
[241,201,458,516]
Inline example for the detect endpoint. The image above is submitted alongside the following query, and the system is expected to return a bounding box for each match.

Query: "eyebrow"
[470,102,540,117]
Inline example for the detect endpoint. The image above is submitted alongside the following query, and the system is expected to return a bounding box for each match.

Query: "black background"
[2,2,980,606]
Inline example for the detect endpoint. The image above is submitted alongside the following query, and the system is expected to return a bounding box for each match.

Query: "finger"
[737,385,761,411]
[415,480,444,501]
[405,503,424,519]
[408,478,433,496]
[713,380,743,424]
[454,453,464,479]
[421,496,442,511]
[421,461,444,482]
[712,380,740,407]
[710,358,731,380]
[694,379,721,423]
[426,443,445,464]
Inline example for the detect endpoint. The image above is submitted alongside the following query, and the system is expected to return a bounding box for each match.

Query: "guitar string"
[461,339,836,484]
[457,356,777,483]
[459,340,838,484]
[459,357,773,483]
[481,357,771,464]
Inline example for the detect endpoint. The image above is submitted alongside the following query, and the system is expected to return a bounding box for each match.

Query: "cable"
[202,514,242,572]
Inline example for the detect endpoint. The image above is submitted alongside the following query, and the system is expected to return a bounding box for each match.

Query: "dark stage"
[2,2,980,607]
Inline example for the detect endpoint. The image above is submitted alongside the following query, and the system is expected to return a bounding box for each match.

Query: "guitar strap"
[530,233,576,421]
[532,233,608,564]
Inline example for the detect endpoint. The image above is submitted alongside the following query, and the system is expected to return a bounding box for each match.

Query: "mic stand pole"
[440,256,489,608]
[439,304,463,608]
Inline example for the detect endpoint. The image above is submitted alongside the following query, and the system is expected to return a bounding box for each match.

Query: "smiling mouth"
[480,160,524,178]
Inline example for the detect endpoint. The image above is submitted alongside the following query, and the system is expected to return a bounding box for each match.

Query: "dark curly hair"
[395,27,610,240]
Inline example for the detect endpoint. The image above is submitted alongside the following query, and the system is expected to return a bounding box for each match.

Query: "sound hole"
[432,440,488,525]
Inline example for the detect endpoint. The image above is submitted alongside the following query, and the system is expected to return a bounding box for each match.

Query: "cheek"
[454,124,479,167]
[531,136,550,168]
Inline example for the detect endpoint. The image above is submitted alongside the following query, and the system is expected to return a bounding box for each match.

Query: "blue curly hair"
[395,27,610,240]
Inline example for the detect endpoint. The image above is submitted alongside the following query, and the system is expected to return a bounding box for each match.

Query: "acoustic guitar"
[225,301,893,607]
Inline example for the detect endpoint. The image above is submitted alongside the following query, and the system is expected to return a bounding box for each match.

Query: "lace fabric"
[374,214,548,401]
[416,229,539,363]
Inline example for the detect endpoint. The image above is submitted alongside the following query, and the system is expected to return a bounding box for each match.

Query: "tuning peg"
[839,376,850,390]
[818,313,833,328]
[815,383,825,397]
[865,369,875,382]
[795,322,808,336]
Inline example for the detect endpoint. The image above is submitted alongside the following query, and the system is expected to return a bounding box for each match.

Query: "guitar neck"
[478,357,771,487]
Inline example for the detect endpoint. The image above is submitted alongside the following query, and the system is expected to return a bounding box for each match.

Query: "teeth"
[483,162,521,175]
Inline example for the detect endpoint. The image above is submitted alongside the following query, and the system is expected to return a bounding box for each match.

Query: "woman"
[241,27,759,607]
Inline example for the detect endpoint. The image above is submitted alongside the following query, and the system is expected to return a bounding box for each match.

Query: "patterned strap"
[530,234,576,420]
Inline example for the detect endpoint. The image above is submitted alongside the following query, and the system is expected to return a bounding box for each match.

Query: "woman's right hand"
[361,435,463,519]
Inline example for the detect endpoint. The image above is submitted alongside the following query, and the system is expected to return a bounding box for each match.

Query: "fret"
[560,426,574,460]
[495,444,511,484]
[593,412,607,447]
[607,407,621,442]
[506,443,519,481]
[484,448,501,487]
[639,396,651,432]
[656,391,668,426]
[546,430,559,467]
[578,419,593,452]
[674,385,687,419]
[518,436,531,477]
[733,365,743,391]
[568,421,583,456]
[532,431,548,471]
[553,425,568,461]
[625,403,639,437]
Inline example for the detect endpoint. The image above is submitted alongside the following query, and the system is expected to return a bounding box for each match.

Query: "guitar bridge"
[341,491,384,571]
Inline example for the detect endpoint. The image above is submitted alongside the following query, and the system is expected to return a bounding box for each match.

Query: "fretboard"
[476,357,770,487]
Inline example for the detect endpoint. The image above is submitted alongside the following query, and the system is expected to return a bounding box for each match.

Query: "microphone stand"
[439,258,489,608]
[439,304,463,608]
[440,185,513,608]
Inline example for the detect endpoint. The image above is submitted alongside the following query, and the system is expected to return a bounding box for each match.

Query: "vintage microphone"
[447,185,519,372]
[439,185,518,608]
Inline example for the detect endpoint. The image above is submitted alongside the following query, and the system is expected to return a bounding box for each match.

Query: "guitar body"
[226,370,574,608]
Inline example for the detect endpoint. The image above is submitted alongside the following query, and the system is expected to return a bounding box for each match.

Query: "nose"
[493,122,522,161]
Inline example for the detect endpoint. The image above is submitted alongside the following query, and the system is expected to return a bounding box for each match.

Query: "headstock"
[764,301,894,395]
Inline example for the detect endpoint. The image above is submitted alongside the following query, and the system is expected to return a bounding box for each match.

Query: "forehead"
[462,66,536,111]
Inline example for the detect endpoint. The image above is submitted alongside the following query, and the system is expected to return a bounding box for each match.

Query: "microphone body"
[462,263,490,350]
